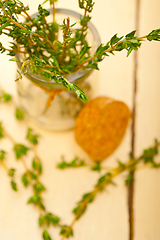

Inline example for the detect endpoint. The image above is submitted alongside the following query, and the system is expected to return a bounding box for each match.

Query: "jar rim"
[16,8,101,90]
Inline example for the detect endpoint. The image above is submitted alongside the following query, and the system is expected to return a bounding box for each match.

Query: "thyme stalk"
[0,0,160,102]
[60,141,160,239]
[0,120,60,240]
[62,17,70,61]
[52,0,56,40]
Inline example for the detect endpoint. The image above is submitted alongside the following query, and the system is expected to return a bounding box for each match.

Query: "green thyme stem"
[52,2,55,23]
[3,127,45,209]
[2,7,26,30]
[60,159,136,239]
[31,145,42,178]
[73,35,147,71]
[0,158,17,191]
[62,17,70,61]
[2,6,57,52]
[41,68,66,77]
[81,8,87,34]
[41,68,74,85]
[60,142,160,240]
[16,60,32,82]
[15,1,33,22]
[52,0,56,40]
[20,13,27,19]
[22,9,33,22]
[57,158,154,172]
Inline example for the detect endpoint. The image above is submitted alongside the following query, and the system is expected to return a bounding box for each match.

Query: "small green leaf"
[88,195,95,203]
[27,128,39,145]
[110,34,123,45]
[15,108,24,120]
[96,172,112,190]
[9,59,21,63]
[146,29,160,41]
[16,70,22,80]
[0,150,5,161]
[42,230,52,240]
[125,168,134,186]
[66,229,73,238]
[0,21,10,31]
[28,195,42,204]
[118,160,125,168]
[2,93,12,102]
[32,159,42,174]
[98,175,106,184]
[51,216,60,225]
[11,181,17,191]
[32,159,37,169]
[71,22,77,27]
[60,227,66,235]
[29,171,37,180]
[143,147,158,163]
[125,30,136,39]
[38,4,50,17]
[60,225,73,237]
[82,193,90,200]
[33,182,45,193]
[81,192,95,203]
[22,173,29,187]
[39,217,43,227]
[8,168,16,177]
[127,47,133,57]
[39,203,45,210]
[43,213,60,226]
[0,123,4,138]
[72,205,80,214]
[57,156,86,169]
[13,144,29,159]
[91,162,102,172]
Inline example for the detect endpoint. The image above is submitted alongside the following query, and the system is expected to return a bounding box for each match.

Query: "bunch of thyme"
[0,0,160,102]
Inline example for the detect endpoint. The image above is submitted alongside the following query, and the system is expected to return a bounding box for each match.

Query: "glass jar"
[16,8,101,131]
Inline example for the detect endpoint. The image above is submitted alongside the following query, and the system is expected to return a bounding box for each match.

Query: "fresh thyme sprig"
[57,156,120,172]
[57,156,86,169]
[0,120,17,192]
[0,149,18,191]
[73,29,160,71]
[1,0,159,103]
[0,117,60,240]
[60,140,160,239]
[57,156,111,172]
[79,0,95,34]
[23,128,61,239]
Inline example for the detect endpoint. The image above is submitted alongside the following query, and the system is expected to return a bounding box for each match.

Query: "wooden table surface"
[0,0,160,240]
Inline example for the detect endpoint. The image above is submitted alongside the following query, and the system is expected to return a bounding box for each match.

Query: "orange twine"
[32,82,66,107]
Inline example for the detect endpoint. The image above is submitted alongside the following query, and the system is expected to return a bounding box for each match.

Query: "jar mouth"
[16,8,101,90]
